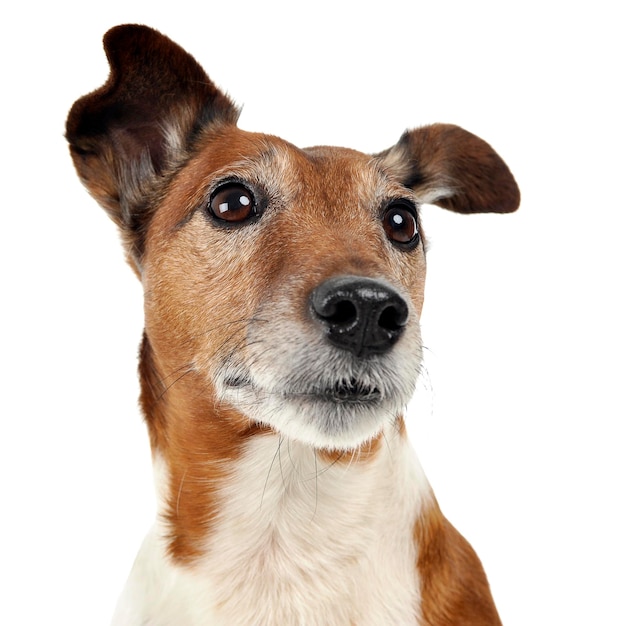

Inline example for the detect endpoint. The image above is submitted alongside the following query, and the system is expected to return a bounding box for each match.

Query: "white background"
[1,1,624,624]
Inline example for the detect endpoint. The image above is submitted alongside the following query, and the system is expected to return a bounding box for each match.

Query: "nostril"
[321,299,358,327]
[378,301,409,332]
[311,283,360,330]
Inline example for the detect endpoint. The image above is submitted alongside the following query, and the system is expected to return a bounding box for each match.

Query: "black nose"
[310,276,409,358]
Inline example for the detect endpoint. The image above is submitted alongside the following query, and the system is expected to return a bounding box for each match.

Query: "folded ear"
[375,124,520,214]
[66,24,239,267]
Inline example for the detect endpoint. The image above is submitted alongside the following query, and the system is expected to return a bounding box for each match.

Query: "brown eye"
[383,202,420,247]
[208,184,255,223]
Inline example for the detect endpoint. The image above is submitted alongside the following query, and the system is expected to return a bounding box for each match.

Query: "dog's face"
[66,25,519,451]
[141,128,426,448]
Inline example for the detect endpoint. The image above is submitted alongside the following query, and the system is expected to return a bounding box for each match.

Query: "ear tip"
[494,162,522,213]
[65,25,155,142]
[474,173,521,214]
[102,25,189,78]
[103,24,162,48]
[505,186,522,213]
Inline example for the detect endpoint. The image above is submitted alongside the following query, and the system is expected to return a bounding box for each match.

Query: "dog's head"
[66,25,519,451]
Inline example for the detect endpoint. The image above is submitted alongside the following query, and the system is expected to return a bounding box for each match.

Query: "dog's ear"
[375,124,520,214]
[66,24,239,268]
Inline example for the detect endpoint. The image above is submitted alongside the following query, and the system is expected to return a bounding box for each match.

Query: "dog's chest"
[133,433,429,626]
[200,437,423,624]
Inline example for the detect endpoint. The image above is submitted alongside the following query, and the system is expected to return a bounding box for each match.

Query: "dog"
[66,24,519,626]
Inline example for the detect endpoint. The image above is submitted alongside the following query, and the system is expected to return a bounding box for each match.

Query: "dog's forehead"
[150,127,414,241]
[184,129,402,204]
[227,135,396,192]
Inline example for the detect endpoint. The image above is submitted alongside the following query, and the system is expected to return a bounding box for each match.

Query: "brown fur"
[66,24,519,624]
[376,125,520,214]
[416,503,503,625]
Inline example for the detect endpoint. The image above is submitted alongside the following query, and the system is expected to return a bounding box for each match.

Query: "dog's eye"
[382,202,420,248]
[208,184,256,223]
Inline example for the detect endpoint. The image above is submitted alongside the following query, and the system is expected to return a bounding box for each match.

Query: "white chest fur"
[113,427,432,625]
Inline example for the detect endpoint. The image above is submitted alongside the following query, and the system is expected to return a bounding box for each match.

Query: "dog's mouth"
[224,373,381,405]
[218,358,411,448]
[314,379,382,404]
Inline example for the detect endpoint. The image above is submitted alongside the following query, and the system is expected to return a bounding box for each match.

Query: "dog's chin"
[219,375,400,450]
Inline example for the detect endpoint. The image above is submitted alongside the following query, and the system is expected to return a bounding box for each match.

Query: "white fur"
[112,426,433,625]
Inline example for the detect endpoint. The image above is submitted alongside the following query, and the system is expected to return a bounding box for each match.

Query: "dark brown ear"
[375,124,520,214]
[66,24,239,268]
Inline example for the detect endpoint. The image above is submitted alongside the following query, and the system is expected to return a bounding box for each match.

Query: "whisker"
[181,316,269,346]
[286,438,302,478]
[277,435,287,491]
[155,365,195,402]
[260,436,283,511]
[314,450,347,477]
[175,469,187,519]
[311,449,319,522]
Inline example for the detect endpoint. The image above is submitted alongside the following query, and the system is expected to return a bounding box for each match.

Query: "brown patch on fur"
[395,415,408,438]
[140,332,273,560]
[317,416,407,465]
[316,431,384,465]
[415,502,502,625]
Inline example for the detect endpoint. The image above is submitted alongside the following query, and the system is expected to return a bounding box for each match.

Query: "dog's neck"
[140,333,431,558]
[136,335,435,624]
